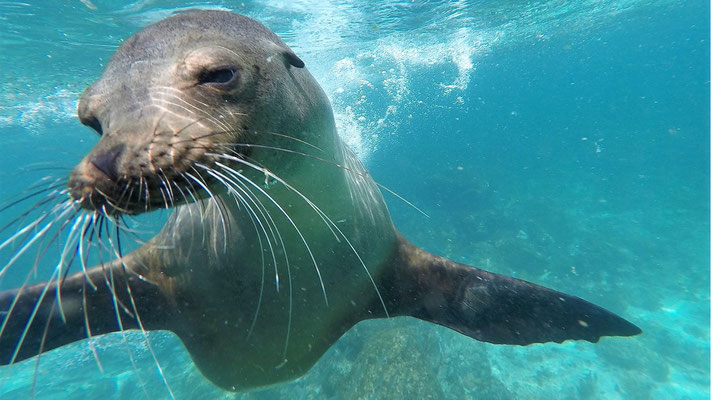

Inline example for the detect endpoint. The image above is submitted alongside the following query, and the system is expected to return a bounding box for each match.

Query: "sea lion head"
[69,10,323,215]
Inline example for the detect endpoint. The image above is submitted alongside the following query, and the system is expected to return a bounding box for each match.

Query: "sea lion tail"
[385,235,641,345]
[0,258,172,365]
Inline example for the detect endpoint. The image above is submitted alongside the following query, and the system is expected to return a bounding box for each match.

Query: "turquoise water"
[0,1,708,399]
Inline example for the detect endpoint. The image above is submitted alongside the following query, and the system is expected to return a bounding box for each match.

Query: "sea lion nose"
[89,144,125,181]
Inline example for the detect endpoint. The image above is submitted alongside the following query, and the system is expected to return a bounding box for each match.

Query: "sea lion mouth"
[67,150,253,217]
[68,165,199,216]
[66,122,250,216]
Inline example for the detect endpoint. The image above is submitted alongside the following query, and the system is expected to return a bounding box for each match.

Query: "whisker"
[149,88,232,134]
[81,258,104,376]
[0,179,66,214]
[0,189,68,237]
[113,179,134,211]
[174,116,211,136]
[185,169,228,254]
[215,169,297,357]
[227,143,339,167]
[201,163,305,354]
[53,211,85,323]
[373,183,430,218]
[170,129,224,145]
[216,155,337,240]
[98,224,151,399]
[7,250,66,364]
[224,142,430,218]
[200,167,271,335]
[156,183,171,210]
[0,201,75,279]
[180,172,209,246]
[76,213,107,376]
[214,161,324,302]
[158,170,177,208]
[94,214,133,317]
[230,175,286,290]
[143,177,151,214]
[214,155,390,318]
[95,188,133,215]
[262,131,325,153]
[138,177,146,212]
[77,214,98,291]
[109,224,175,400]
[30,293,58,399]
[170,181,198,251]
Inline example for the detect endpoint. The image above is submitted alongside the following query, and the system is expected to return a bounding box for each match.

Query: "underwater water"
[0,0,708,399]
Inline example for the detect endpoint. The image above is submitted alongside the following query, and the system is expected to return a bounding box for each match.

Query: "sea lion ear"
[283,50,305,68]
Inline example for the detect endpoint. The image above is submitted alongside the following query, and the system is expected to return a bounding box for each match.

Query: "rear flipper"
[384,236,641,345]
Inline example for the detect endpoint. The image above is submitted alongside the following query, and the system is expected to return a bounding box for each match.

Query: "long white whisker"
[262,131,325,153]
[0,189,69,232]
[95,188,133,215]
[180,173,209,246]
[149,88,232,134]
[215,161,325,306]
[82,274,105,375]
[0,179,65,214]
[184,170,228,254]
[212,162,320,356]
[75,213,104,375]
[0,201,75,279]
[54,213,86,323]
[7,256,64,364]
[30,295,58,399]
[171,181,198,254]
[158,170,176,207]
[91,213,152,399]
[226,143,429,218]
[225,172,287,292]
[214,155,390,318]
[0,196,69,253]
[197,164,282,282]
[198,166,272,336]
[106,224,175,400]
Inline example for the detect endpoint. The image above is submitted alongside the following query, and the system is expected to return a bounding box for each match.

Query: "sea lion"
[0,10,641,392]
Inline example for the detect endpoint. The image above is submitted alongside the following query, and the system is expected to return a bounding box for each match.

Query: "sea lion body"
[0,10,640,392]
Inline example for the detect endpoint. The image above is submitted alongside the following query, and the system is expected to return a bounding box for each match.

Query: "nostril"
[90,144,125,181]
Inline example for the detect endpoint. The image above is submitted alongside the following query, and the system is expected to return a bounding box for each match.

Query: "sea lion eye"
[199,66,239,86]
[80,115,103,135]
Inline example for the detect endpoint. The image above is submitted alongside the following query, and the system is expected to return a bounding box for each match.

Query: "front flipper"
[383,235,641,345]
[0,256,174,365]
